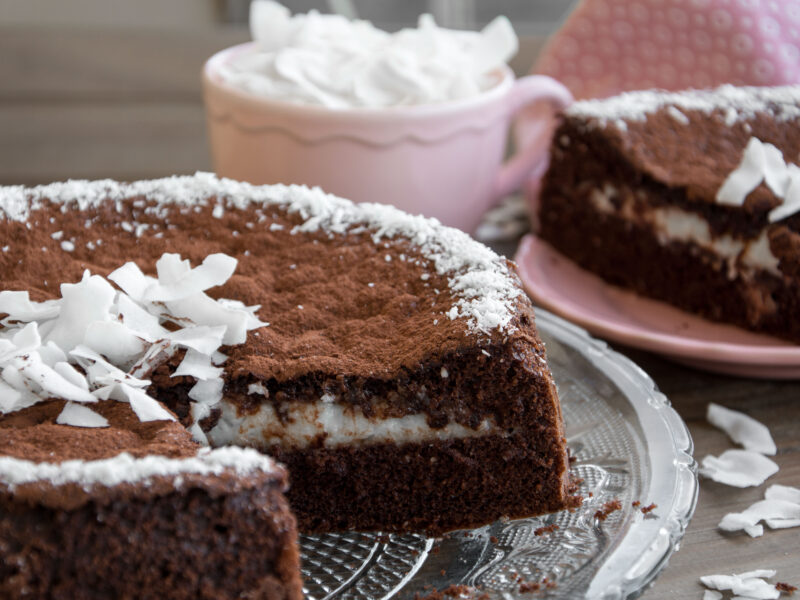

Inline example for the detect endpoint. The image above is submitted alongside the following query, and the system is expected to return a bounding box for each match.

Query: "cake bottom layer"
[267,431,577,535]
[540,197,800,343]
[0,484,302,600]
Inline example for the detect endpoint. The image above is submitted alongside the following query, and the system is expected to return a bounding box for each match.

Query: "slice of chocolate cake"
[0,172,576,597]
[539,84,800,342]
[0,401,302,600]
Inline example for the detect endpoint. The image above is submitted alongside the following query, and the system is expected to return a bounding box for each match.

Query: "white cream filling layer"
[208,399,497,449]
[589,186,781,277]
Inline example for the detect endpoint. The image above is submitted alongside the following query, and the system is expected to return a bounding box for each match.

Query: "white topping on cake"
[714,137,800,215]
[0,446,280,490]
[568,84,800,128]
[716,137,770,206]
[56,402,109,428]
[0,252,266,439]
[0,173,522,336]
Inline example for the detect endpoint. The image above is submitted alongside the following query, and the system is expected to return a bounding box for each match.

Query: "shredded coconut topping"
[0,172,522,336]
[714,137,800,215]
[0,446,279,490]
[0,251,267,444]
[568,84,800,128]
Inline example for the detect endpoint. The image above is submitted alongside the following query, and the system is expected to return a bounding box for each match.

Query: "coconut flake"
[719,499,800,536]
[116,294,168,342]
[0,291,60,324]
[165,325,226,355]
[108,262,156,302]
[765,484,800,505]
[698,449,779,487]
[716,138,767,206]
[144,253,238,302]
[702,591,722,600]
[188,377,224,405]
[44,272,116,353]
[83,321,147,366]
[707,403,777,455]
[172,349,223,380]
[56,402,109,428]
[700,570,779,600]
[165,295,259,345]
[121,384,176,422]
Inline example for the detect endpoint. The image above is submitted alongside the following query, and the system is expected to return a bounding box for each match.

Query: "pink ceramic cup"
[203,43,572,233]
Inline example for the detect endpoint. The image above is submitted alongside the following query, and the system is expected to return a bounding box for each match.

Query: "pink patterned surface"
[535,0,800,99]
[515,235,800,379]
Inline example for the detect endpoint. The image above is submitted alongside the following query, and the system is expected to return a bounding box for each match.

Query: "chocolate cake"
[0,174,575,596]
[539,84,800,341]
[0,401,302,600]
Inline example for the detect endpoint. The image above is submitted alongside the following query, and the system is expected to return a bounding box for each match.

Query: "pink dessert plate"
[514,235,800,379]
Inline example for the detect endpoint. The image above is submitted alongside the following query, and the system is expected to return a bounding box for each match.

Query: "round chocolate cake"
[0,173,576,599]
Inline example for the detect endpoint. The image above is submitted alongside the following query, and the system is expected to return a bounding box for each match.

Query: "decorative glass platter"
[298,309,698,599]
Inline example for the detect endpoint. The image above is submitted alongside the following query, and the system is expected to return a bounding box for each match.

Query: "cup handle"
[491,75,573,201]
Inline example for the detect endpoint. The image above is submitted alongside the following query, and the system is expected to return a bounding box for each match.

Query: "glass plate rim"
[535,307,699,600]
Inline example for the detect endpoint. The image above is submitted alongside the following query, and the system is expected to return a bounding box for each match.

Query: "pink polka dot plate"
[515,234,800,379]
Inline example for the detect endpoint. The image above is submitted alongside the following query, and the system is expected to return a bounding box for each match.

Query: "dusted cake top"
[0,173,527,382]
[567,84,800,129]
[558,85,800,213]
[0,399,285,510]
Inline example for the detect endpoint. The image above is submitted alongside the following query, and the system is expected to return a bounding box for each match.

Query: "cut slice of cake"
[539,84,800,342]
[0,401,302,600]
[0,171,577,586]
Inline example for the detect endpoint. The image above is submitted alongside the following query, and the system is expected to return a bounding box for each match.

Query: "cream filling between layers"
[208,399,498,449]
[589,184,781,277]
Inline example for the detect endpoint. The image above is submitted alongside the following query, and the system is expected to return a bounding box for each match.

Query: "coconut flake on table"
[219,0,518,109]
[0,252,266,429]
[719,484,800,537]
[700,570,780,600]
[707,403,777,455]
[698,449,779,488]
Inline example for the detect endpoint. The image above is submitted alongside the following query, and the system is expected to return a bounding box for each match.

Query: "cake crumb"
[641,503,657,514]
[489,536,498,544]
[594,499,622,521]
[777,582,797,594]
[518,581,540,593]
[632,500,641,507]
[533,524,559,536]
[414,584,487,600]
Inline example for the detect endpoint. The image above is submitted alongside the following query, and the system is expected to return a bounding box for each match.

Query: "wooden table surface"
[3,25,798,598]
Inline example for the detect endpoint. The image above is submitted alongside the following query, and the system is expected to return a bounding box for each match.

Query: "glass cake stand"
[298,309,698,600]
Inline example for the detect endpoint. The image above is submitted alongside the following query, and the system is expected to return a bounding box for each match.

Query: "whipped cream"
[217,1,518,108]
